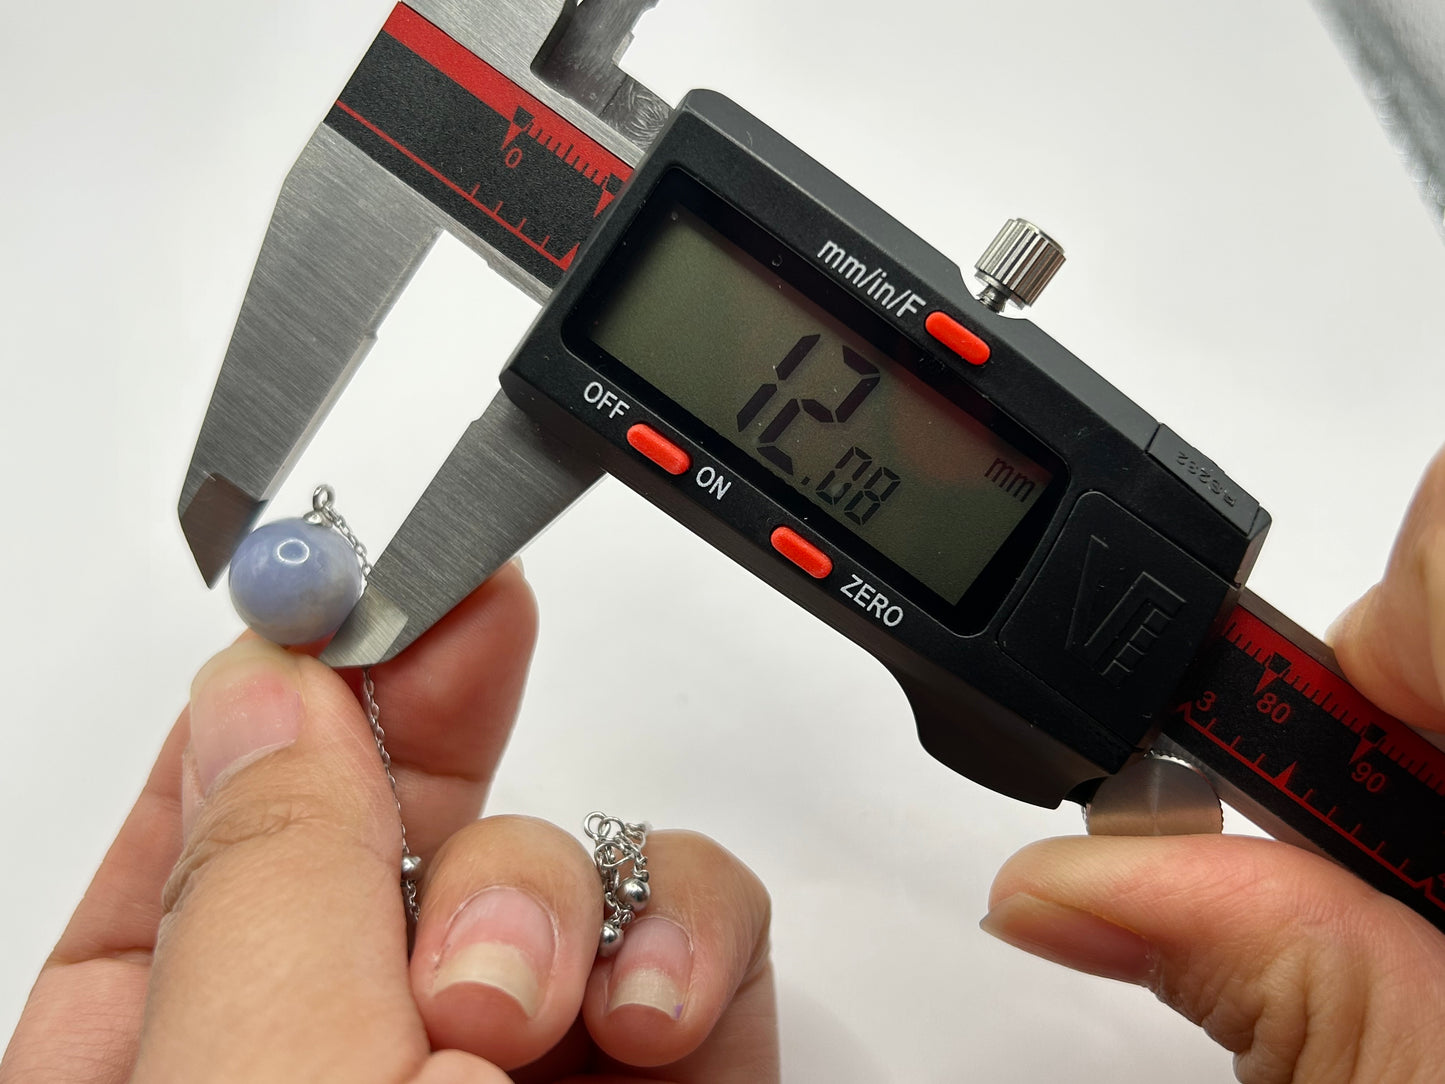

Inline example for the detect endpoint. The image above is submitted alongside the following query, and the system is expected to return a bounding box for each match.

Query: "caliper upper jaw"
[405,0,672,155]
[533,0,672,146]
[179,0,670,587]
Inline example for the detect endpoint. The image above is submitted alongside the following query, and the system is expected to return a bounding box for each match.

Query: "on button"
[627,424,691,476]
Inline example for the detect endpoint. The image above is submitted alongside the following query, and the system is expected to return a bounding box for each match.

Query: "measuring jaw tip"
[178,472,267,587]
[320,587,410,668]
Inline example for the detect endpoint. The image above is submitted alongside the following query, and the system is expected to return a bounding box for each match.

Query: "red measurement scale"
[1167,595,1445,929]
[325,5,631,286]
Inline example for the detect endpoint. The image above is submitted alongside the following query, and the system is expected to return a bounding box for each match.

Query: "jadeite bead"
[228,518,365,645]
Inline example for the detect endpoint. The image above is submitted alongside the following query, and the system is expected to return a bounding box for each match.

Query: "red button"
[771,527,833,579]
[627,424,691,476]
[925,311,991,366]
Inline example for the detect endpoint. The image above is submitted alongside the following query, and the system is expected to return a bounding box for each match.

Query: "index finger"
[1330,445,1445,732]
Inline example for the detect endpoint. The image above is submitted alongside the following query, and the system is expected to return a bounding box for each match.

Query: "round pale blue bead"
[228,518,365,645]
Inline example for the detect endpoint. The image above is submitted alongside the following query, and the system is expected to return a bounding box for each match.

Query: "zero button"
[771,527,833,579]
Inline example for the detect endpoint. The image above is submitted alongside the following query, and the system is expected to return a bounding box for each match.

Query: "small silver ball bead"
[618,876,651,911]
[401,854,423,882]
[598,922,623,957]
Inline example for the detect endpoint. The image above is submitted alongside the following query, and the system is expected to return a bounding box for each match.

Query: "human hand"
[0,564,777,1083]
[981,449,1445,1083]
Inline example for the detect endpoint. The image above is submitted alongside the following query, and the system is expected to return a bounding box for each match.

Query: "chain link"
[310,485,419,925]
[306,484,373,578]
[585,813,651,953]
[363,670,420,922]
[308,485,645,944]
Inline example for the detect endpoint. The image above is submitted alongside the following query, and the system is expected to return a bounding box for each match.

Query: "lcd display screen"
[588,202,1053,605]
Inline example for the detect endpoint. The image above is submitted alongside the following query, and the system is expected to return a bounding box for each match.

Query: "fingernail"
[607,917,692,1019]
[189,640,304,795]
[980,894,1154,985]
[432,887,555,1018]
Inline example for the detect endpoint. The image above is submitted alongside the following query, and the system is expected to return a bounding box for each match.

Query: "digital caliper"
[179,0,1445,936]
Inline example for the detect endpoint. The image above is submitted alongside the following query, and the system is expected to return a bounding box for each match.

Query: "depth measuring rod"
[179,0,1445,934]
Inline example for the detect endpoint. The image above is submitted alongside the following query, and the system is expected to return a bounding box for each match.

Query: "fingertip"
[410,816,599,1071]
[987,835,1108,909]
[1328,582,1394,694]
[979,892,1155,985]
[1323,584,1372,650]
[188,636,298,705]
[582,831,771,1068]
[413,1050,512,1084]
[187,639,308,795]
[429,887,555,1018]
[1325,448,1445,729]
[602,917,691,1022]
[985,833,1426,988]
[985,834,1445,1078]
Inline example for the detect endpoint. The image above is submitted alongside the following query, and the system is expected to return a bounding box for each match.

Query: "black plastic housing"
[501,90,1269,807]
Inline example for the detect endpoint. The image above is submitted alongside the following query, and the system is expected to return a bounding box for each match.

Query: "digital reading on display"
[589,202,1053,605]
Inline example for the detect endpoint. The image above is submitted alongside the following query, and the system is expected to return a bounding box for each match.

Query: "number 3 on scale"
[736,333,902,526]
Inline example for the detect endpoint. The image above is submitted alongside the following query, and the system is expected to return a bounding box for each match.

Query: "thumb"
[134,639,425,1083]
[984,834,1445,1083]
[1329,444,1445,732]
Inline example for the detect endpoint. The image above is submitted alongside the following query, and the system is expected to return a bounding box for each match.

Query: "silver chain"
[309,485,420,925]
[585,812,651,956]
[305,485,373,578]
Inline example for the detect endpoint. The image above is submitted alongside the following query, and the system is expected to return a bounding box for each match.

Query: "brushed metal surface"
[1084,754,1224,836]
[320,391,603,666]
[181,0,670,585]
[179,126,442,584]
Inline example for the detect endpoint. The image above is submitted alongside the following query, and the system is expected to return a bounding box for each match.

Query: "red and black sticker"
[1167,605,1445,932]
[325,4,632,289]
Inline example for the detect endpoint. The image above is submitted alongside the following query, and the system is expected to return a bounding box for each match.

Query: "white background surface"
[4,0,1445,1080]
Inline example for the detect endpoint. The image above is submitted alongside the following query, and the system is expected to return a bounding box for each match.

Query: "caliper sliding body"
[179,0,1445,936]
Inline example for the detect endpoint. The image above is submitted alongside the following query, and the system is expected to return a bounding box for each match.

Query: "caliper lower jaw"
[177,124,443,586]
